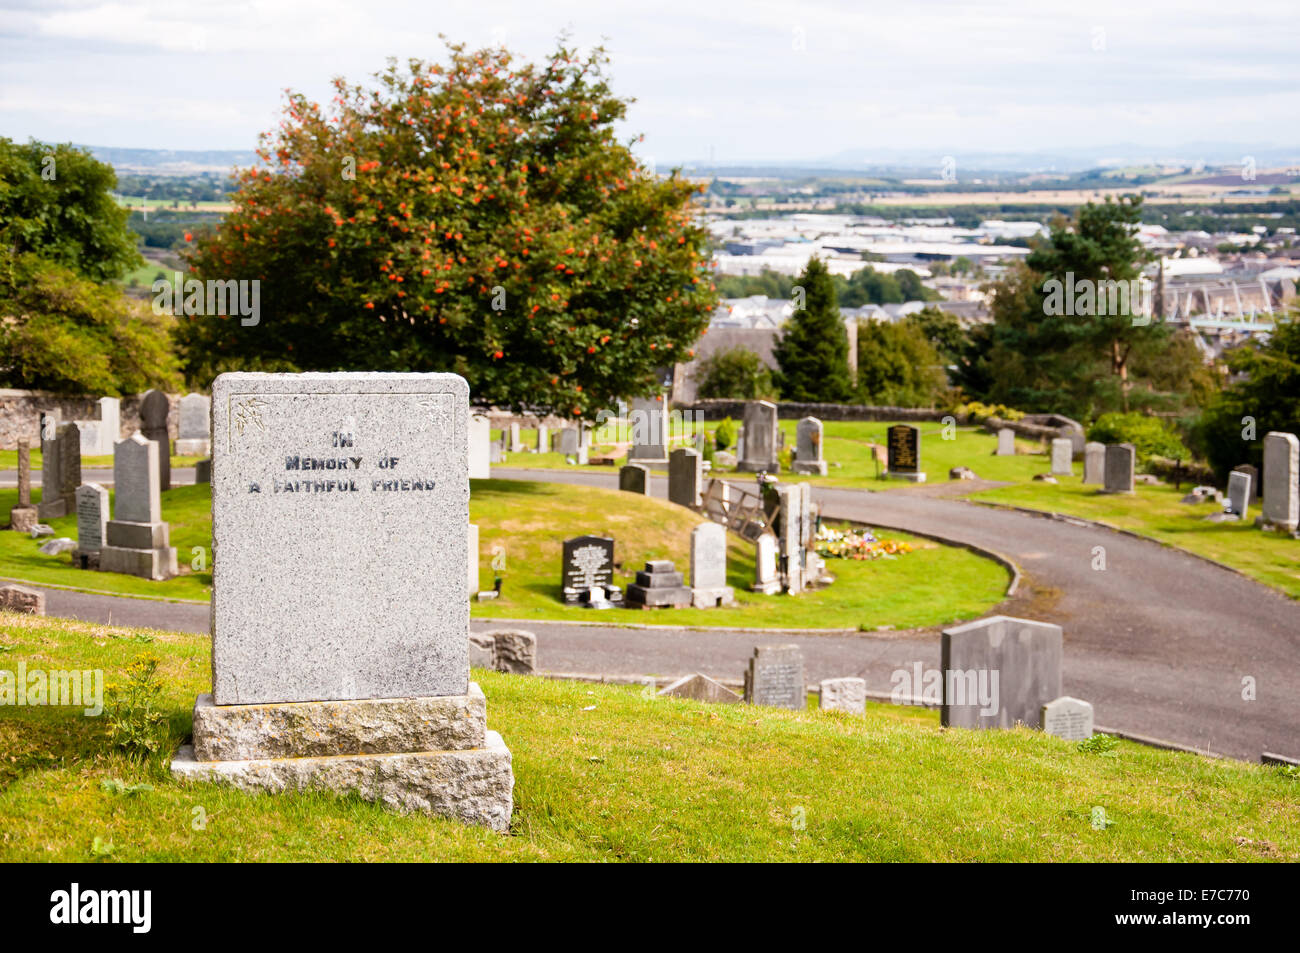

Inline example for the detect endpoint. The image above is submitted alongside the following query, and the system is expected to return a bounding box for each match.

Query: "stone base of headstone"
[690,585,735,609]
[791,460,828,476]
[750,579,781,595]
[172,685,513,831]
[72,549,102,570]
[886,470,926,483]
[36,499,68,520]
[99,519,178,579]
[1203,512,1240,523]
[735,461,779,474]
[626,560,692,608]
[9,504,38,533]
[175,438,211,457]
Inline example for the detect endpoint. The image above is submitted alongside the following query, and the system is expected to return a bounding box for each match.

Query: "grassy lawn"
[0,479,1007,631]
[0,613,1295,862]
[0,450,205,470]
[969,479,1300,599]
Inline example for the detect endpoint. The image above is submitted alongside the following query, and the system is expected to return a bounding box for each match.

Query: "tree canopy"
[771,257,853,402]
[176,41,716,417]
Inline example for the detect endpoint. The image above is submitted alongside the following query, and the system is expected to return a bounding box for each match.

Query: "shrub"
[696,346,777,400]
[1087,412,1190,464]
[714,416,737,451]
[106,654,168,760]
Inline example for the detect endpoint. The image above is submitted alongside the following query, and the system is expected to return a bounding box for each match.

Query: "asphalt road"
[11,465,1299,762]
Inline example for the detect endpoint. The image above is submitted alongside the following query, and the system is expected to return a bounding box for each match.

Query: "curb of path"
[476,617,934,638]
[0,575,209,606]
[963,498,1297,599]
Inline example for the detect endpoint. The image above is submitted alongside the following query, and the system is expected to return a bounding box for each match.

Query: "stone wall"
[0,389,183,449]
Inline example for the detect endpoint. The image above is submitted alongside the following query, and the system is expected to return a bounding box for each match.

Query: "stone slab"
[105,519,169,551]
[657,673,741,704]
[819,677,867,714]
[171,731,513,831]
[1041,695,1094,741]
[690,585,735,609]
[0,584,44,615]
[941,615,1062,730]
[99,544,178,580]
[1050,438,1073,475]
[743,644,805,709]
[1082,441,1105,485]
[191,685,487,761]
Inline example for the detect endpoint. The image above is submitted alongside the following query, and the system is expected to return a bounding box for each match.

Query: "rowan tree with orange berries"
[177,40,717,417]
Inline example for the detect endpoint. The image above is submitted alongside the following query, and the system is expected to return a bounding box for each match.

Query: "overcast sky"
[2,0,1297,165]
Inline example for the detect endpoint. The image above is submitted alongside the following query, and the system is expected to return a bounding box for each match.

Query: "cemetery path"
[492,467,1300,762]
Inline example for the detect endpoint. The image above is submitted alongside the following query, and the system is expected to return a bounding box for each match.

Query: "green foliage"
[855,319,947,407]
[176,41,716,414]
[1197,317,1300,479]
[695,346,776,400]
[106,654,168,760]
[718,264,936,308]
[772,257,853,402]
[715,269,796,300]
[955,401,1024,423]
[1088,412,1191,464]
[904,306,967,366]
[0,253,181,395]
[1077,734,1120,756]
[0,138,141,282]
[714,416,737,451]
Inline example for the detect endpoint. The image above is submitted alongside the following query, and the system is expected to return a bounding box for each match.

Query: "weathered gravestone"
[469,629,537,675]
[1103,443,1135,494]
[0,584,44,615]
[99,433,178,580]
[1050,438,1073,476]
[556,427,580,455]
[1082,441,1105,485]
[1259,431,1299,531]
[819,677,867,714]
[690,521,734,608]
[743,644,806,709]
[1225,470,1252,519]
[627,396,669,463]
[38,423,81,520]
[561,535,622,605]
[1057,420,1086,457]
[751,532,780,594]
[940,615,1062,730]
[668,447,702,508]
[10,440,37,533]
[536,423,548,453]
[792,416,828,475]
[778,482,813,594]
[176,393,211,456]
[1232,463,1260,501]
[468,414,491,479]
[737,400,779,473]
[619,462,649,494]
[657,673,741,704]
[171,372,514,831]
[995,428,1015,456]
[508,421,522,453]
[139,389,172,492]
[1041,696,1094,741]
[75,482,109,566]
[627,559,692,608]
[886,423,925,482]
[76,396,121,455]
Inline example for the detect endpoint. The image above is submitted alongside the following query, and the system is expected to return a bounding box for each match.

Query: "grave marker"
[1103,443,1135,494]
[1260,431,1299,531]
[690,521,734,608]
[139,389,172,492]
[940,615,1062,730]
[176,393,211,456]
[886,424,925,482]
[743,644,806,709]
[792,416,828,475]
[1082,441,1105,485]
[1041,696,1094,741]
[1050,438,1073,476]
[737,400,779,473]
[668,447,702,508]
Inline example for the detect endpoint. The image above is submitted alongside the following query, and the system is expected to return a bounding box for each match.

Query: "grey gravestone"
[536,423,548,453]
[1260,431,1299,531]
[195,458,212,484]
[627,396,669,462]
[626,559,692,608]
[75,483,109,553]
[99,433,178,580]
[778,482,811,595]
[886,424,925,482]
[561,535,621,605]
[941,615,1062,730]
[668,448,702,508]
[1082,441,1105,485]
[1041,696,1094,741]
[751,532,780,594]
[690,521,734,608]
[1226,470,1252,519]
[737,400,779,473]
[176,393,211,456]
[657,673,741,704]
[39,423,82,520]
[1050,438,1073,476]
[1232,463,1260,501]
[743,644,805,709]
[619,463,649,494]
[792,416,828,475]
[556,428,580,455]
[489,443,505,464]
[508,421,522,453]
[139,389,172,491]
[208,372,469,704]
[468,414,491,479]
[1103,443,1135,494]
[11,440,37,533]
[995,428,1015,456]
[819,677,867,714]
[1058,420,1086,457]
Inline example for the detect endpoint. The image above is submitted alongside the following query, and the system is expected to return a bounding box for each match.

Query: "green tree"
[771,257,853,402]
[0,138,141,282]
[176,41,716,416]
[855,319,947,407]
[904,306,966,366]
[695,346,776,400]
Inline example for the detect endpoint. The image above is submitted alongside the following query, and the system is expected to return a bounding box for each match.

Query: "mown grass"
[0,614,1295,862]
[969,479,1300,599]
[0,479,1009,631]
[0,450,205,470]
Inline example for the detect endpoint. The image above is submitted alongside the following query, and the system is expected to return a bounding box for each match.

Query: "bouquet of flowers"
[814,524,914,561]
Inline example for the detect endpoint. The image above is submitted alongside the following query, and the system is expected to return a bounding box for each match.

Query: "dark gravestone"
[561,535,622,605]
[1232,463,1261,501]
[140,389,172,491]
[626,559,692,609]
[742,644,806,709]
[940,615,1062,730]
[886,424,924,481]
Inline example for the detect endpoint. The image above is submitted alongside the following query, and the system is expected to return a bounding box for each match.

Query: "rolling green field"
[0,479,1010,632]
[0,614,1295,862]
